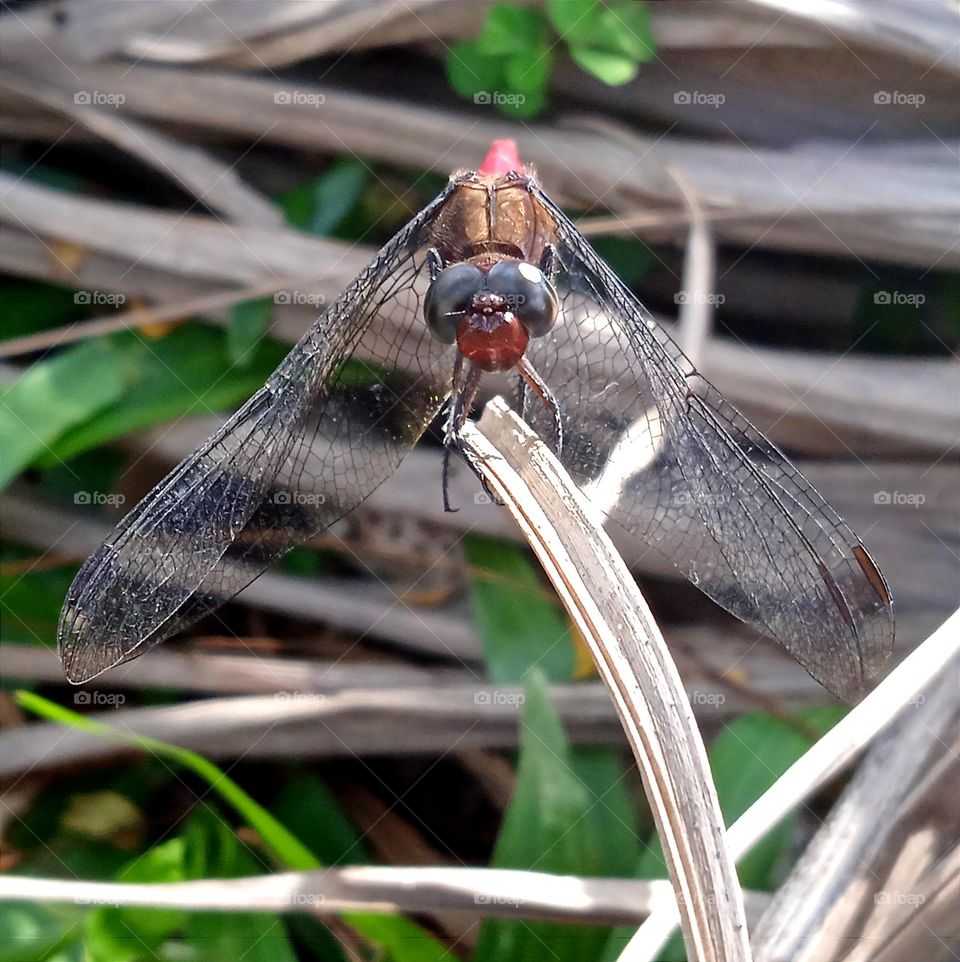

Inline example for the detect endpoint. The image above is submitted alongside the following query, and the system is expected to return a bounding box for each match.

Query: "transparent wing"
[58,186,457,683]
[521,187,894,701]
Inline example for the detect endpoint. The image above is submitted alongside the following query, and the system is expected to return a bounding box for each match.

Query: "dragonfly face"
[58,140,894,701]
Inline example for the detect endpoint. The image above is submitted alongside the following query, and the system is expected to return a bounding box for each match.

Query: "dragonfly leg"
[426,247,444,282]
[443,359,499,511]
[516,373,529,420]
[517,356,563,458]
[539,243,559,279]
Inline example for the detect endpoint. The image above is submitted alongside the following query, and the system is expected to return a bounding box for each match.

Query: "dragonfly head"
[424,258,558,372]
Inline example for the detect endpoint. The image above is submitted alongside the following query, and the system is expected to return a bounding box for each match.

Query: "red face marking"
[457,313,529,372]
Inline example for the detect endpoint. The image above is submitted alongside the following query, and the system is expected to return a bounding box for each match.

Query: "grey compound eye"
[423,263,485,343]
[486,260,559,337]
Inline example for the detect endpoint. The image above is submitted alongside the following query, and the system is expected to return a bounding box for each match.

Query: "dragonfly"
[58,140,894,700]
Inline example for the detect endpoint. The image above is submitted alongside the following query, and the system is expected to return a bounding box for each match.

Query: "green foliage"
[590,234,656,289]
[15,692,451,962]
[473,671,639,961]
[276,157,371,237]
[0,338,129,489]
[228,296,274,367]
[32,324,288,465]
[0,546,75,652]
[0,281,84,339]
[447,1,656,116]
[465,534,575,683]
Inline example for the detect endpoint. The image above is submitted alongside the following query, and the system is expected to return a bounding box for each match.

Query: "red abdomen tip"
[479,139,521,175]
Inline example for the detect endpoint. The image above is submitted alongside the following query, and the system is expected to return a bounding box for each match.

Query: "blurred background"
[1,2,957,961]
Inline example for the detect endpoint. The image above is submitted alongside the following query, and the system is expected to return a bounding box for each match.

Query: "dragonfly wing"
[523,187,894,701]
[58,186,457,683]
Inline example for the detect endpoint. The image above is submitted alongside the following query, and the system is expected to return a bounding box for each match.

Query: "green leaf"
[476,4,544,57]
[277,159,370,237]
[569,46,640,86]
[590,235,655,288]
[0,901,81,962]
[228,296,272,366]
[309,160,371,236]
[474,671,628,962]
[0,281,83,339]
[465,535,575,684]
[189,910,300,962]
[18,691,317,871]
[0,547,74,652]
[0,338,129,489]
[274,773,368,866]
[36,325,288,465]
[85,837,188,960]
[503,42,553,97]
[599,2,656,62]
[446,41,506,99]
[16,692,449,962]
[569,748,641,878]
[182,808,300,962]
[546,0,600,43]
